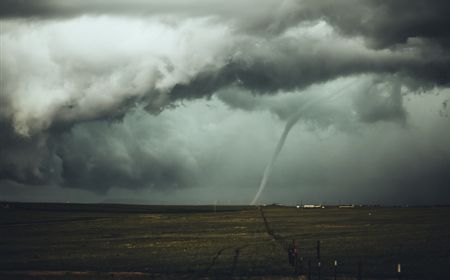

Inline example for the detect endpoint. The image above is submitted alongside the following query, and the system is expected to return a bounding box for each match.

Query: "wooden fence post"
[357,261,362,280]
[317,240,321,260]
[333,260,337,280]
[397,263,402,280]
[317,260,321,280]
[308,260,312,280]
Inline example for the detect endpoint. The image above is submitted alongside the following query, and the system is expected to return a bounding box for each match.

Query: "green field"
[1,203,450,279]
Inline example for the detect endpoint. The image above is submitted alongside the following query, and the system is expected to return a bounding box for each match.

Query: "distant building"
[338,204,355,208]
[269,203,284,207]
[303,204,323,209]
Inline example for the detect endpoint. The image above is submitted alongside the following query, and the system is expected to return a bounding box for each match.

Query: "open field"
[1,203,450,279]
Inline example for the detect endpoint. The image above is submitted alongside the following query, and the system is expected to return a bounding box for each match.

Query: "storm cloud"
[1,0,449,204]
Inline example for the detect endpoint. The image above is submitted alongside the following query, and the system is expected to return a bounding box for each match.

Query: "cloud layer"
[1,1,450,204]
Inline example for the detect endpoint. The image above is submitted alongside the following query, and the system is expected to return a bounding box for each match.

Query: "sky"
[1,0,449,205]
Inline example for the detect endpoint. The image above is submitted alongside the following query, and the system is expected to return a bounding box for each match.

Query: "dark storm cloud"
[2,0,449,48]
[0,121,60,186]
[290,0,450,49]
[0,107,200,193]
[1,0,450,201]
[352,77,407,123]
[2,1,449,137]
[0,0,286,25]
[56,120,197,193]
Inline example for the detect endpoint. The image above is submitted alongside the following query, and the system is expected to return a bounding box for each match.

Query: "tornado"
[250,80,359,205]
[250,113,301,205]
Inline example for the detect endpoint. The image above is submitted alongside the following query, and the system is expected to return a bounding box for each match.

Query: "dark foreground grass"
[0,202,449,279]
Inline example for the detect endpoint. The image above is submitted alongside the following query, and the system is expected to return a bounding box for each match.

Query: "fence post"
[333,260,337,280]
[397,263,402,280]
[308,260,312,280]
[317,240,321,260]
[316,240,321,280]
[357,261,362,280]
[318,260,321,280]
[293,241,298,274]
[299,257,303,275]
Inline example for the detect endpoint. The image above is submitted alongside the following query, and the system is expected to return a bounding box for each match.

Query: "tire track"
[196,245,233,278]
[195,243,253,279]
[259,206,289,252]
[196,207,286,279]
[0,217,110,227]
[259,207,306,277]
[229,245,248,278]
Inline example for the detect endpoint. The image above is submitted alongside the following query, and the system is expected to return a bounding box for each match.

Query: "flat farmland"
[0,203,449,279]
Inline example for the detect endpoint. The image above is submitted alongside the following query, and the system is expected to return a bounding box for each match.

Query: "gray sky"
[1,0,449,205]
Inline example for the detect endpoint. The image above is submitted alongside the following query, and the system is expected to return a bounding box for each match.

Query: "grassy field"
[0,202,449,279]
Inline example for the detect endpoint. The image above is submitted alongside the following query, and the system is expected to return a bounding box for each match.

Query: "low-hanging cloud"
[1,16,233,136]
[2,13,448,137]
